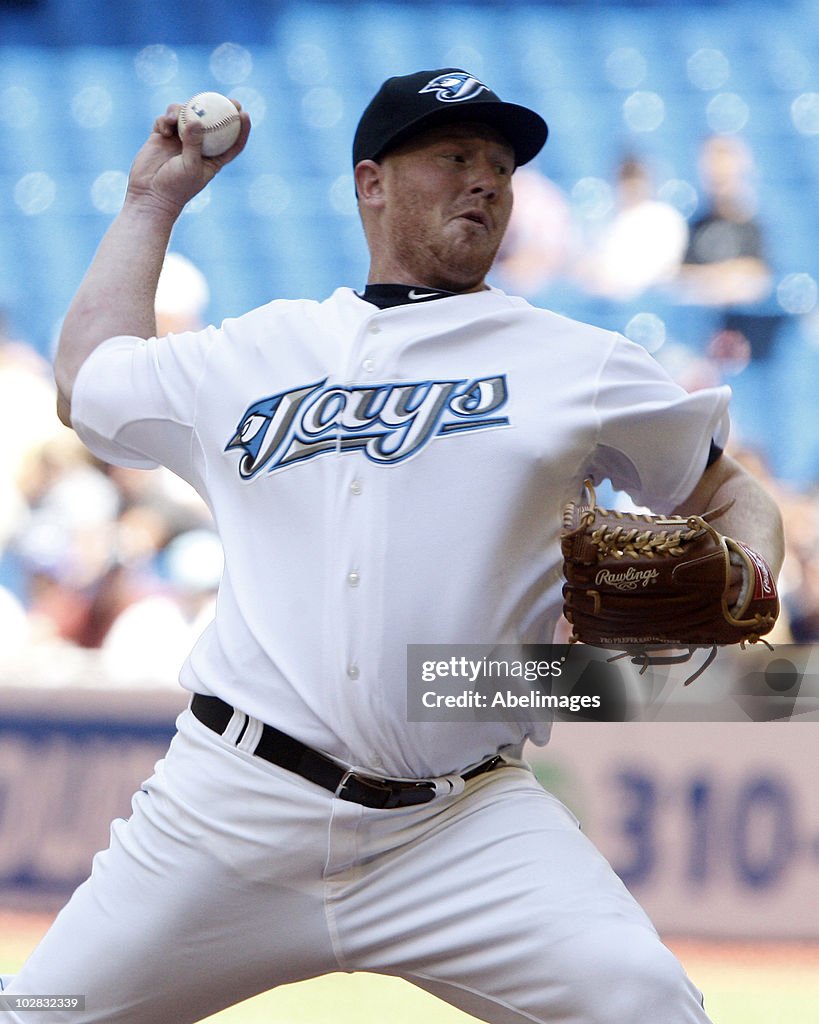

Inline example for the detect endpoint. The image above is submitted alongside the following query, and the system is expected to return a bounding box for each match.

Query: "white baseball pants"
[4,707,712,1023]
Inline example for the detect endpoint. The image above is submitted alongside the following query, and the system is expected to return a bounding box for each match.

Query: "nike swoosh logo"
[408,289,440,300]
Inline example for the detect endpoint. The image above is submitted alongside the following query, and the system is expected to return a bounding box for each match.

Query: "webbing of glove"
[560,481,779,684]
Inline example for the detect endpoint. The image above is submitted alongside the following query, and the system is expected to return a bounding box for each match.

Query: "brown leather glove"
[560,482,779,683]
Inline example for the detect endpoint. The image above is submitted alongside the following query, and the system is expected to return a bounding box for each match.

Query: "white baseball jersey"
[71,286,730,777]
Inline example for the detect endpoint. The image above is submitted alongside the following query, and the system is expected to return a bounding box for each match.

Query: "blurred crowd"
[1,135,817,690]
[0,254,223,688]
[495,134,778,337]
[495,134,775,317]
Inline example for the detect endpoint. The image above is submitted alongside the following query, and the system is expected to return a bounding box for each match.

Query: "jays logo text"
[419,72,489,103]
[226,375,509,478]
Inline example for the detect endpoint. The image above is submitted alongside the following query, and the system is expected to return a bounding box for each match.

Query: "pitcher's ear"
[354,159,385,204]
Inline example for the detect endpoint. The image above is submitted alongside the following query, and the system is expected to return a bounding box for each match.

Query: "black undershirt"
[707,439,724,467]
[358,283,459,309]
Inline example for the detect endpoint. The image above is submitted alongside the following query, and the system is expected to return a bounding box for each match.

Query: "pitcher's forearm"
[673,453,785,577]
[55,198,179,413]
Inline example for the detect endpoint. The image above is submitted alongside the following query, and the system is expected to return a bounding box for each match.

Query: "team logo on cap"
[420,72,489,103]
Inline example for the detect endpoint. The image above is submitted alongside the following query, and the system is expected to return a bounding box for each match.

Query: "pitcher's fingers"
[153,105,183,139]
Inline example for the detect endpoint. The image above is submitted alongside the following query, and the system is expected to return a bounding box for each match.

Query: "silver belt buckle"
[334,769,357,800]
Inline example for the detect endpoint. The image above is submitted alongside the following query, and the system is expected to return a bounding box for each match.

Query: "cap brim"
[369,100,548,168]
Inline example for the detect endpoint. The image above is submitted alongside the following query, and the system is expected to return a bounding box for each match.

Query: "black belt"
[190,693,504,809]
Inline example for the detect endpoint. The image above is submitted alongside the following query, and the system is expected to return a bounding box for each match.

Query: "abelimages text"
[422,689,602,712]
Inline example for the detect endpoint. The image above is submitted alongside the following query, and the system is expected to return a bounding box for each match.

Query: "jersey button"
[347,571,361,587]
[367,323,381,335]
[346,664,360,681]
[362,358,375,373]
[349,479,363,496]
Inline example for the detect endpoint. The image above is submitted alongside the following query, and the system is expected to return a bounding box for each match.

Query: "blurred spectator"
[15,435,138,646]
[155,251,211,334]
[786,549,819,642]
[773,481,819,643]
[671,136,781,447]
[12,444,216,655]
[574,155,689,302]
[0,311,59,468]
[0,584,31,661]
[675,135,772,308]
[0,313,69,584]
[100,528,223,687]
[492,166,574,297]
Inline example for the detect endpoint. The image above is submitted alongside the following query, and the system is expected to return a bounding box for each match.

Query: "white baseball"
[178,92,241,157]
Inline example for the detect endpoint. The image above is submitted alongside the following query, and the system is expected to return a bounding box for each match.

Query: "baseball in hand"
[178,92,241,157]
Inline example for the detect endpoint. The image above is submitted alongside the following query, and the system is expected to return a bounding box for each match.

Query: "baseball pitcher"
[2,68,784,1023]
